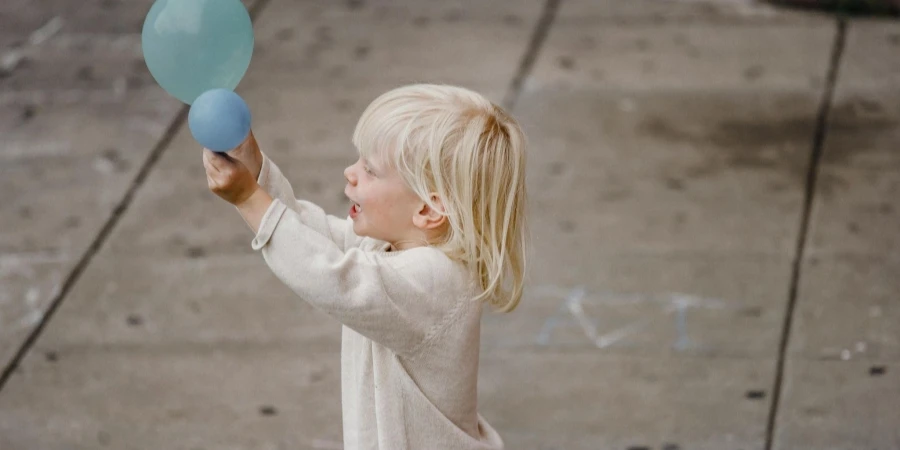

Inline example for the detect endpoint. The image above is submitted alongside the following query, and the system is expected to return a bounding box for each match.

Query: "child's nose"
[344,165,357,185]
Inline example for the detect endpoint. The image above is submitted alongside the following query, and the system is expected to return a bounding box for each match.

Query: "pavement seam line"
[0,107,188,392]
[503,0,562,111]
[764,16,848,450]
[0,0,275,393]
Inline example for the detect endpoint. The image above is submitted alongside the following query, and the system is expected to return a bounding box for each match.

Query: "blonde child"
[201,84,527,449]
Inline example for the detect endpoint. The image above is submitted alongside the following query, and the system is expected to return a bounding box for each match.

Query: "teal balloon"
[141,0,254,104]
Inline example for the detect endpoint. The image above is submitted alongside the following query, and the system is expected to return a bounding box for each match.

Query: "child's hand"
[227,130,263,180]
[202,148,259,206]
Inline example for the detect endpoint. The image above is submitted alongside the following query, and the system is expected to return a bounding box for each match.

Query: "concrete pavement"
[0,1,898,449]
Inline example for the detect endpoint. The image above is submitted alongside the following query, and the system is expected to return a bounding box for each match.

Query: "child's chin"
[351,225,380,242]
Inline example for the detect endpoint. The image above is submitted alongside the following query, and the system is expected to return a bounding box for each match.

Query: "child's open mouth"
[350,202,362,218]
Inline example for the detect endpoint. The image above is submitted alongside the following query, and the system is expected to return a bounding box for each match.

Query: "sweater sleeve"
[251,199,464,356]
[256,152,360,251]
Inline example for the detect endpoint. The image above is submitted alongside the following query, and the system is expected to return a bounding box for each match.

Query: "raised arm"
[251,199,467,357]
[228,131,358,250]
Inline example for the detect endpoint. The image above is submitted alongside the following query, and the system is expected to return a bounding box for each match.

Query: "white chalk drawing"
[0,286,48,336]
[0,17,148,106]
[662,0,779,16]
[534,284,739,350]
[0,253,65,336]
[0,16,64,75]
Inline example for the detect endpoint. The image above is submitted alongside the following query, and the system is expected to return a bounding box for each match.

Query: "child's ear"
[413,194,447,230]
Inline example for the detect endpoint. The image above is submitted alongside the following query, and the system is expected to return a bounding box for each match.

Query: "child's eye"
[364,166,375,176]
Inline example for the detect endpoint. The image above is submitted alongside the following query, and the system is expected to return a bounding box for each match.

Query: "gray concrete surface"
[0,0,898,449]
[0,0,185,367]
[776,18,900,450]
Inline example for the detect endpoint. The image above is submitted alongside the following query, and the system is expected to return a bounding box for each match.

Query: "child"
[202,84,527,449]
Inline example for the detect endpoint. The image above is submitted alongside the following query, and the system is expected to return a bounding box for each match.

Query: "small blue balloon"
[142,0,254,104]
[189,89,251,152]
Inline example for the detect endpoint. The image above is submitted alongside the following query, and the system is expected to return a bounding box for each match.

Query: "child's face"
[343,155,424,248]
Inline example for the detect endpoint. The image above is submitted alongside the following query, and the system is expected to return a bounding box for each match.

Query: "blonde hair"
[352,84,528,313]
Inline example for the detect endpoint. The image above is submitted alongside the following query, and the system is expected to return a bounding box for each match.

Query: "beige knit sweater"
[250,154,504,450]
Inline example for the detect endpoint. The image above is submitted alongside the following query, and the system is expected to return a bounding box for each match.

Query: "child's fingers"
[202,150,219,174]
[205,149,240,173]
[217,151,237,163]
[205,148,236,173]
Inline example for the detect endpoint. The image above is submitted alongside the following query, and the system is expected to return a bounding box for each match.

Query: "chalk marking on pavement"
[0,16,65,75]
[534,285,739,349]
[0,254,66,335]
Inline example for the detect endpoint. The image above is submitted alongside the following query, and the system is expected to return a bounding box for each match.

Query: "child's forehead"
[361,155,381,169]
[359,145,393,169]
